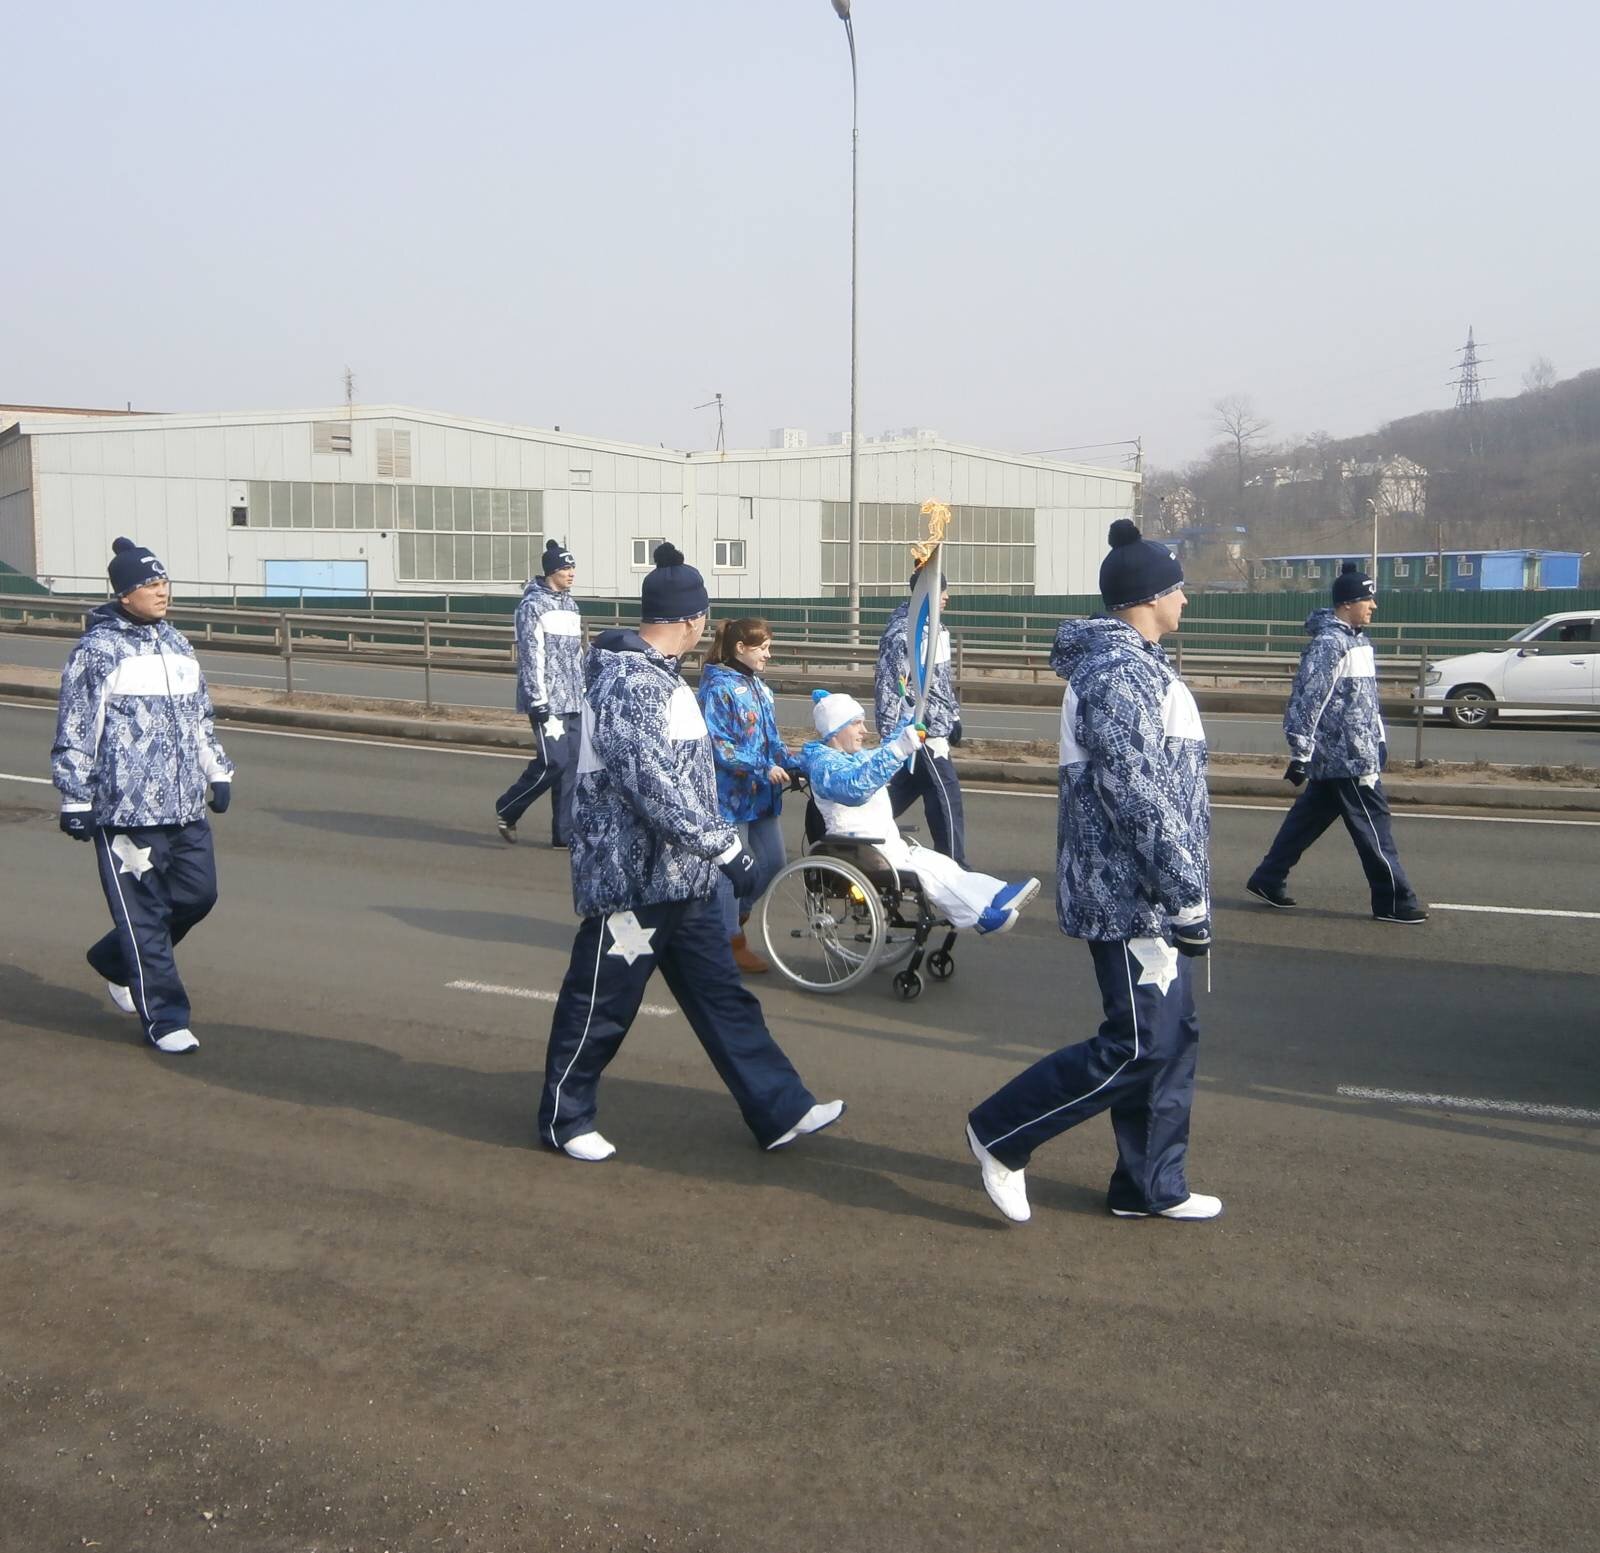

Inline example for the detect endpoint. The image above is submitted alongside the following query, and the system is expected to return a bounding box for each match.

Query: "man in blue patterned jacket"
[537,544,845,1162]
[874,575,966,864]
[1247,564,1425,922]
[52,538,234,1055]
[495,539,583,848]
[965,520,1221,1225]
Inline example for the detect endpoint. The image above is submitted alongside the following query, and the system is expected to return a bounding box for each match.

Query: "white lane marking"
[4,702,1599,821]
[448,978,677,1019]
[961,786,1600,825]
[1337,1086,1600,1124]
[0,771,51,784]
[1432,903,1600,921]
[204,670,290,683]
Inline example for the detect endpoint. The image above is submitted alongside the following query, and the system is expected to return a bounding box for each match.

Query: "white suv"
[1421,611,1599,727]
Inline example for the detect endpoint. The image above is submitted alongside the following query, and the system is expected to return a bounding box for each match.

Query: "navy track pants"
[968,937,1199,1213]
[538,896,818,1151]
[1249,776,1418,917]
[888,750,966,866]
[494,713,578,843]
[88,820,218,1044]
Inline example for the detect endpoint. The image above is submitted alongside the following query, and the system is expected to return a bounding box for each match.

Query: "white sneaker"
[561,1131,616,1162]
[152,1028,199,1055]
[966,1123,1030,1222]
[766,1099,847,1151]
[107,982,137,1016]
[1112,1192,1223,1221]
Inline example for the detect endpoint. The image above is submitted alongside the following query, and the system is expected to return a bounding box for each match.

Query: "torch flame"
[910,500,951,570]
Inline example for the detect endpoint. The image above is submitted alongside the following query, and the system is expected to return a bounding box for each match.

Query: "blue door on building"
[262,560,369,599]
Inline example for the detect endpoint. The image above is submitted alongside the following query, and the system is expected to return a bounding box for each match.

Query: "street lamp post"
[831,0,861,631]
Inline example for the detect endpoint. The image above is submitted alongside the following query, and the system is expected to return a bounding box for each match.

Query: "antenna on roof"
[694,392,727,458]
[343,366,356,420]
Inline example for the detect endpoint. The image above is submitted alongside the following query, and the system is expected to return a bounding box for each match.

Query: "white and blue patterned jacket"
[52,603,233,829]
[570,630,738,918]
[514,578,584,715]
[874,600,959,739]
[1054,617,1210,942]
[1284,609,1386,780]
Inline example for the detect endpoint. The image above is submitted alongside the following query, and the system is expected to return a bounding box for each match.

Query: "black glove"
[788,770,810,795]
[718,845,759,902]
[1172,917,1211,959]
[530,703,550,727]
[949,719,963,748]
[59,810,95,843]
[1283,759,1308,788]
[208,781,232,815]
[1378,740,1389,773]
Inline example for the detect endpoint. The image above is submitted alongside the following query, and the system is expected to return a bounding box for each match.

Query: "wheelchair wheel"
[927,949,955,981]
[893,969,923,1001]
[757,855,885,994]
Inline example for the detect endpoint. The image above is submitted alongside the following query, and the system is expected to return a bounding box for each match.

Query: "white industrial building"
[0,405,1140,601]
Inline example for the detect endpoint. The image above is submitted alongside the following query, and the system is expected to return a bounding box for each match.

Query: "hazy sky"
[4,1,1596,468]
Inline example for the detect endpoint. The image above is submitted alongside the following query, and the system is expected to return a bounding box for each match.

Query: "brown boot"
[731,931,770,974]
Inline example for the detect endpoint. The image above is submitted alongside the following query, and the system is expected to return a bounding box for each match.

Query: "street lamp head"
[831,0,851,18]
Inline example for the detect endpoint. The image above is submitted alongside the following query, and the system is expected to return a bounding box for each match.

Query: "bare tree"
[1211,394,1271,497]
[1521,356,1557,395]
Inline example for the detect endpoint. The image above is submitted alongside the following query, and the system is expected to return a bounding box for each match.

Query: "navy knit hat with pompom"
[1098,519,1183,610]
[542,538,576,575]
[107,536,168,596]
[1332,560,1376,605]
[639,542,709,622]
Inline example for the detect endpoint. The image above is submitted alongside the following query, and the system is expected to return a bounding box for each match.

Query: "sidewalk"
[6,665,1598,813]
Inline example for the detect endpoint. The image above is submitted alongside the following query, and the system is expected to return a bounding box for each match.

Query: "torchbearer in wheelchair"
[800,689,1039,937]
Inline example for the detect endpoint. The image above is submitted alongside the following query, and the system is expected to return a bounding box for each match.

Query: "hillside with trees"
[1143,364,1600,587]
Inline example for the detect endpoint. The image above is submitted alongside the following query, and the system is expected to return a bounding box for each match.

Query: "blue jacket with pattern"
[697,661,800,824]
[570,630,738,918]
[514,578,584,715]
[1284,609,1386,780]
[1053,616,1210,942]
[52,603,234,829]
[874,599,959,738]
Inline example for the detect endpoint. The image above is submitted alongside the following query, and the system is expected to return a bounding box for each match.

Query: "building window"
[1305,562,1321,580]
[1457,556,1474,576]
[1279,564,1294,580]
[571,468,592,488]
[819,502,1036,595]
[313,421,353,455]
[236,480,542,581]
[714,539,746,571]
[739,496,754,522]
[375,427,412,479]
[632,537,667,568]
[1425,555,1439,576]
[1393,559,1409,578]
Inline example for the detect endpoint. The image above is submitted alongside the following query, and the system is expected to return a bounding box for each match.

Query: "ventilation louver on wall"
[376,428,413,479]
[313,421,353,454]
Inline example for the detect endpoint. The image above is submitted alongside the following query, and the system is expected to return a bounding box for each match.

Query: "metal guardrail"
[2,594,1596,766]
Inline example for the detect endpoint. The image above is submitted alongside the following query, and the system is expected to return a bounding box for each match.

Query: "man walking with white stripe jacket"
[495,539,584,847]
[52,538,234,1054]
[536,544,844,1162]
[1246,563,1426,923]
[966,521,1221,1225]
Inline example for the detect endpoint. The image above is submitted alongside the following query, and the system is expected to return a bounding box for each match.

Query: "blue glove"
[208,781,231,814]
[718,845,759,902]
[1172,916,1210,958]
[60,809,95,842]
[1284,759,1308,788]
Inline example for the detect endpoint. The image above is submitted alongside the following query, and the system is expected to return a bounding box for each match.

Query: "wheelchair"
[754,798,958,1000]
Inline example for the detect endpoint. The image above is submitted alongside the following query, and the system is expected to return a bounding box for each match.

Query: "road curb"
[5,673,1598,812]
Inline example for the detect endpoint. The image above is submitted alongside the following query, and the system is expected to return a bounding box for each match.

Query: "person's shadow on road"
[1,963,1065,1231]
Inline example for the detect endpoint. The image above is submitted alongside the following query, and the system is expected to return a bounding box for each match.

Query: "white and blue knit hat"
[812,687,866,740]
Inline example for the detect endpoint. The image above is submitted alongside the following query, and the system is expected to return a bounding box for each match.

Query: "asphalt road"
[5,628,1599,768]
[2,697,1597,1551]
